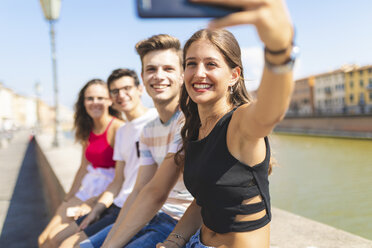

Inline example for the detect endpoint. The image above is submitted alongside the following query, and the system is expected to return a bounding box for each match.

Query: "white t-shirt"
[112,108,158,207]
[140,110,193,220]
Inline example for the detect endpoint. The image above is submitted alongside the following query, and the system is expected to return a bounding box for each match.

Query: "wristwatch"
[265,44,300,74]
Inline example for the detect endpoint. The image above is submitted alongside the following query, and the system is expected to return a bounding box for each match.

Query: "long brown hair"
[73,79,121,144]
[176,29,274,174]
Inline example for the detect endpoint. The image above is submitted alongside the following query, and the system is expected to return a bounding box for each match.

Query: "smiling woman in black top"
[157,0,296,248]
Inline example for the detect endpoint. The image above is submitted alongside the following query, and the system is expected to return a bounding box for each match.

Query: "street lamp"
[34,81,42,134]
[39,0,62,147]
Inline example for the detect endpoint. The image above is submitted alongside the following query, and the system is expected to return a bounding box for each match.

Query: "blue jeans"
[77,205,120,237]
[80,224,113,248]
[80,212,177,248]
[185,229,215,248]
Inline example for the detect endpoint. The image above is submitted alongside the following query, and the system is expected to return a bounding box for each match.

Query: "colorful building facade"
[289,64,372,116]
[313,69,346,114]
[288,76,314,115]
[0,82,73,131]
[344,65,372,114]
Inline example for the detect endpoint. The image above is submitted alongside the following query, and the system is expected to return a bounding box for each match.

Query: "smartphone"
[136,0,242,18]
[66,207,79,217]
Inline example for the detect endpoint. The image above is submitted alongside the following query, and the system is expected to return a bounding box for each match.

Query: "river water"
[269,133,372,240]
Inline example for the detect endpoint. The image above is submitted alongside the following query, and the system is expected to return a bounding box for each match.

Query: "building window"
[349,94,354,102]
[325,87,331,94]
[370,92,372,100]
[359,70,364,76]
[369,78,372,87]
[360,80,364,87]
[360,93,365,102]
[369,68,372,74]
[350,72,353,76]
[350,81,354,88]
[336,84,344,91]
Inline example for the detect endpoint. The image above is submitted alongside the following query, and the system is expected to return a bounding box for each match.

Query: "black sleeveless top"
[183,109,271,233]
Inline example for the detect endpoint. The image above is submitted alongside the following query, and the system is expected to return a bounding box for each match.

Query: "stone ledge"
[34,134,80,215]
[271,208,372,248]
[34,137,65,216]
[34,133,372,247]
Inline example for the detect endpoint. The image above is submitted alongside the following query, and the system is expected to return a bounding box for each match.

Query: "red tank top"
[85,118,116,169]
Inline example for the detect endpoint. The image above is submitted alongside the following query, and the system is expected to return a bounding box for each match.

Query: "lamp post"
[39,0,62,147]
[34,81,42,134]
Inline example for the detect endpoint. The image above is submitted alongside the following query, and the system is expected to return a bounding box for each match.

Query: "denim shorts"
[185,229,216,248]
[76,204,120,237]
[75,165,115,201]
[79,211,177,248]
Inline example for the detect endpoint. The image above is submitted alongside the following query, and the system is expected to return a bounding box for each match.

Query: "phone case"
[137,0,242,18]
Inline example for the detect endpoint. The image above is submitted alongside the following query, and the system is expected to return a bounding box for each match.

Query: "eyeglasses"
[109,85,135,97]
[84,96,108,103]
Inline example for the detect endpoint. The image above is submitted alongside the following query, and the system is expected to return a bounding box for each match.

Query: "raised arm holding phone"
[157,0,296,247]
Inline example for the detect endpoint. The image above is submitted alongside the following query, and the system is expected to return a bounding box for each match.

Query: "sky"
[1,0,372,109]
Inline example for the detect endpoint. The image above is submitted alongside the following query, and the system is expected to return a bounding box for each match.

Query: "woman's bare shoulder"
[232,102,253,123]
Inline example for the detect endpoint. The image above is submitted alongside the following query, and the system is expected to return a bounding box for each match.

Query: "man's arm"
[157,199,202,248]
[102,153,181,248]
[78,161,125,229]
[101,164,157,246]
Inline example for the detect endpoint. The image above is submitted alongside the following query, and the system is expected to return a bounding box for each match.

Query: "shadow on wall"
[0,139,49,248]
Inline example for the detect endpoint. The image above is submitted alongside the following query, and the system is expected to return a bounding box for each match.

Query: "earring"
[230,85,233,94]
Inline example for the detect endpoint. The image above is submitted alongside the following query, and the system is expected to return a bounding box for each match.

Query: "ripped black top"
[183,109,271,233]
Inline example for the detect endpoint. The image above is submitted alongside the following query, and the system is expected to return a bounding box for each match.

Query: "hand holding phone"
[137,0,293,57]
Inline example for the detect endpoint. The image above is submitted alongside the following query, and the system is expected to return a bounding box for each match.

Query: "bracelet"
[265,45,299,74]
[165,239,182,248]
[265,28,296,56]
[169,233,187,242]
[264,42,292,55]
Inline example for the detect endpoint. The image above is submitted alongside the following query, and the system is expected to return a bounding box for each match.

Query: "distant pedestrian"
[38,79,124,248]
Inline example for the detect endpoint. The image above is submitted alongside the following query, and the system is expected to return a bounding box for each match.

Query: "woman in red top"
[39,79,124,248]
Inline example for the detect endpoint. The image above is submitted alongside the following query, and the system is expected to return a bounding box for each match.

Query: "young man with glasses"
[56,68,158,247]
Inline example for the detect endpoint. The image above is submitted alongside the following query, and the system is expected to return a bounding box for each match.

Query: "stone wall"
[275,115,372,138]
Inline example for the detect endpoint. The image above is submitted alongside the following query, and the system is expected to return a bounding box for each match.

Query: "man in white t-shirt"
[57,68,158,247]
[95,34,198,248]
